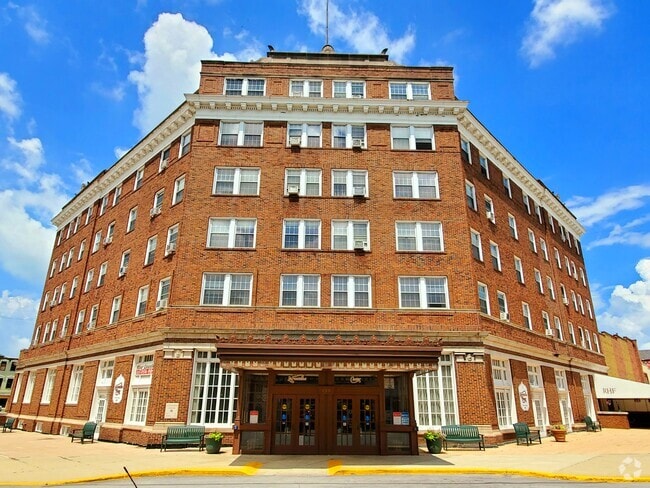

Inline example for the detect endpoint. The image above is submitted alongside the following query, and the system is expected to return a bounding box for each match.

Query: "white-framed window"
[542,311,551,334]
[479,155,490,178]
[213,167,260,195]
[503,176,512,198]
[285,168,322,196]
[333,80,365,98]
[225,77,265,96]
[389,81,430,100]
[570,290,578,311]
[92,230,102,253]
[465,180,476,210]
[66,249,73,268]
[497,291,508,317]
[491,358,515,428]
[395,221,443,252]
[508,214,518,240]
[514,256,524,284]
[522,302,532,329]
[207,218,256,248]
[585,330,593,350]
[41,292,49,311]
[173,175,185,205]
[540,238,549,260]
[60,315,70,338]
[97,262,108,287]
[579,267,586,286]
[41,323,50,343]
[332,123,365,148]
[478,282,489,314]
[12,374,22,403]
[398,277,449,309]
[120,250,130,275]
[290,79,323,97]
[159,146,171,171]
[70,277,78,298]
[555,370,568,390]
[99,195,109,216]
[134,166,144,191]
[561,283,569,303]
[78,240,85,261]
[549,216,556,233]
[460,138,471,164]
[568,322,576,344]
[393,171,439,199]
[554,316,564,340]
[535,202,543,224]
[53,287,60,305]
[586,300,593,319]
[73,215,80,234]
[85,205,93,226]
[88,304,98,329]
[546,277,556,300]
[125,354,154,425]
[554,248,562,268]
[390,125,434,150]
[23,372,35,404]
[50,320,58,341]
[332,275,371,308]
[523,193,531,214]
[593,333,601,353]
[288,123,322,148]
[113,184,122,206]
[332,169,368,197]
[470,229,482,261]
[41,369,56,404]
[66,365,84,404]
[75,310,85,334]
[98,360,114,387]
[49,261,56,278]
[136,285,149,317]
[201,273,253,306]
[157,277,171,302]
[331,220,369,250]
[153,189,164,213]
[560,225,566,242]
[219,121,263,147]
[59,255,66,272]
[110,296,122,324]
[490,241,501,271]
[145,236,157,265]
[414,354,459,428]
[578,294,585,315]
[565,256,571,275]
[165,224,179,255]
[84,269,94,293]
[282,219,321,249]
[534,269,543,294]
[571,261,578,280]
[528,229,537,253]
[280,275,320,307]
[190,351,239,426]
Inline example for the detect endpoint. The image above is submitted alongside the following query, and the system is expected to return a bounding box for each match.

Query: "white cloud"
[298,0,415,63]
[0,72,21,120]
[91,82,127,102]
[521,0,612,68]
[567,185,650,227]
[5,136,44,180]
[70,157,93,186]
[8,3,50,45]
[114,147,129,160]
[597,258,650,349]
[0,290,37,357]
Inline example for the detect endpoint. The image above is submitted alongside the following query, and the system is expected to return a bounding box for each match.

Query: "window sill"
[393,197,441,202]
[205,247,256,251]
[395,250,446,254]
[212,193,260,197]
[196,307,253,313]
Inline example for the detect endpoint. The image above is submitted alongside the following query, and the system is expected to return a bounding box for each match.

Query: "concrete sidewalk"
[1,429,650,485]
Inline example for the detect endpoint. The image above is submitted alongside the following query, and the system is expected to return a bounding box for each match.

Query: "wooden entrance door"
[332,395,379,454]
[271,395,318,454]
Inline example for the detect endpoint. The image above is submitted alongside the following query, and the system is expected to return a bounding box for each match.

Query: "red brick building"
[7,47,606,454]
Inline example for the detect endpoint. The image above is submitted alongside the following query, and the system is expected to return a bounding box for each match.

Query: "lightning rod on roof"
[325,0,329,46]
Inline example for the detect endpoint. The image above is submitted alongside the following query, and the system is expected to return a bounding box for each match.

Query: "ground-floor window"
[492,358,515,428]
[414,354,458,428]
[127,388,150,424]
[190,351,239,426]
[125,353,154,425]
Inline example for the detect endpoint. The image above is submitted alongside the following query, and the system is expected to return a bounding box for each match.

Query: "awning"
[593,373,650,399]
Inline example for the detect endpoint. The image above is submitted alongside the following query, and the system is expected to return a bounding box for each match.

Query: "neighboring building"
[599,332,647,383]
[7,47,607,454]
[641,350,650,382]
[0,356,18,410]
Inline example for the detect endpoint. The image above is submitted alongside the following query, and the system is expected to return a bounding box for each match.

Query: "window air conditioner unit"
[352,138,364,148]
[353,186,366,197]
[103,236,113,245]
[287,184,300,196]
[160,160,168,171]
[545,329,555,337]
[289,136,301,147]
[49,300,56,307]
[156,299,168,311]
[499,312,510,321]
[562,297,569,305]
[88,320,96,328]
[118,266,128,277]
[486,211,495,221]
[150,207,161,218]
[165,242,177,256]
[354,239,368,251]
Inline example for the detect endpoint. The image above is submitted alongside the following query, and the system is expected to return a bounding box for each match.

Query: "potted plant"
[205,432,224,454]
[424,430,444,454]
[550,424,567,442]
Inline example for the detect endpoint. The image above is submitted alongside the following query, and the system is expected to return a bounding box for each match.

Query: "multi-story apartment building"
[0,356,18,410]
[7,46,606,454]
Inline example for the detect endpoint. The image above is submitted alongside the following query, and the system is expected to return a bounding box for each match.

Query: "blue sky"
[1,0,650,357]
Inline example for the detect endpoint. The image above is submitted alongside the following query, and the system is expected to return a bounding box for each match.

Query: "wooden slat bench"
[160,425,205,452]
[441,424,485,450]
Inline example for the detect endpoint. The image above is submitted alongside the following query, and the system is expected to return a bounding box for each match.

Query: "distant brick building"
[0,356,18,410]
[7,47,606,454]
[599,332,647,384]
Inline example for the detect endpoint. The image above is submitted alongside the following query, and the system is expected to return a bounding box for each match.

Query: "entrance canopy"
[593,373,650,399]
[215,333,442,373]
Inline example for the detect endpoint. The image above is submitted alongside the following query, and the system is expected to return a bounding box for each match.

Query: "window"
[546,277,556,300]
[560,225,567,242]
[332,170,368,197]
[23,372,35,404]
[578,294,585,315]
[290,79,322,97]
[66,365,84,404]
[391,125,434,150]
[549,216,556,233]
[492,358,514,428]
[120,250,131,275]
[527,365,542,388]
[497,291,508,317]
[100,195,109,216]
[66,249,73,268]
[332,124,365,148]
[585,330,592,350]
[49,261,56,278]
[153,189,164,213]
[92,230,102,253]
[478,283,489,314]
[508,214,518,240]
[514,257,524,283]
[12,374,22,403]
[528,229,537,253]
[136,285,149,317]
[586,300,593,319]
[145,236,157,265]
[285,168,322,196]
[479,155,490,178]
[281,275,320,307]
[396,222,443,252]
[542,311,551,334]
[49,319,57,341]
[288,123,322,148]
[126,354,154,425]
[565,256,571,275]
[560,284,568,304]
[88,304,98,329]
[61,315,70,338]
[97,262,108,286]
[554,317,564,340]
[332,275,371,308]
[78,240,86,261]
[522,302,532,329]
[134,167,144,191]
[157,277,171,302]
[225,78,265,96]
[465,181,476,210]
[42,323,50,343]
[213,167,260,195]
[59,255,66,272]
[460,138,471,163]
[555,370,568,390]
[593,333,601,353]
[53,287,60,305]
[534,269,543,294]
[165,225,179,255]
[282,219,321,249]
[393,171,439,199]
[190,351,239,426]
[523,193,531,214]
[160,146,171,171]
[84,269,94,293]
[554,248,562,268]
[470,230,482,261]
[579,268,586,286]
[41,292,49,311]
[99,360,114,385]
[70,276,78,298]
[571,290,578,311]
[106,296,120,325]
[571,261,578,280]
[398,277,449,309]
[73,215,80,234]
[534,202,543,224]
[219,121,263,147]
[173,175,185,204]
[415,355,458,428]
[113,184,122,206]
[207,218,256,248]
[503,177,512,198]
[180,130,191,156]
[490,242,501,271]
[32,325,40,345]
[333,80,365,98]
[41,369,56,404]
[85,205,94,226]
[389,81,430,100]
[331,220,369,250]
[568,322,576,344]
[201,273,253,306]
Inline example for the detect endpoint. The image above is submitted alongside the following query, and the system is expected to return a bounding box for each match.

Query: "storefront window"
[190,351,239,426]
[414,355,458,428]
[244,374,268,424]
[384,375,409,425]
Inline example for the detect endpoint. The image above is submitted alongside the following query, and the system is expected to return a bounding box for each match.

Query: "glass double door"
[272,395,318,454]
[334,396,378,454]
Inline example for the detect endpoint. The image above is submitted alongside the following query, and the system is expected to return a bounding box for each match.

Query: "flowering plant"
[424,430,445,441]
[207,432,224,441]
[551,424,566,431]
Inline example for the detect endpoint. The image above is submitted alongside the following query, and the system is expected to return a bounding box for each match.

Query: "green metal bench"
[160,425,205,451]
[2,417,15,433]
[513,422,542,445]
[584,416,602,432]
[70,421,97,443]
[441,424,485,450]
